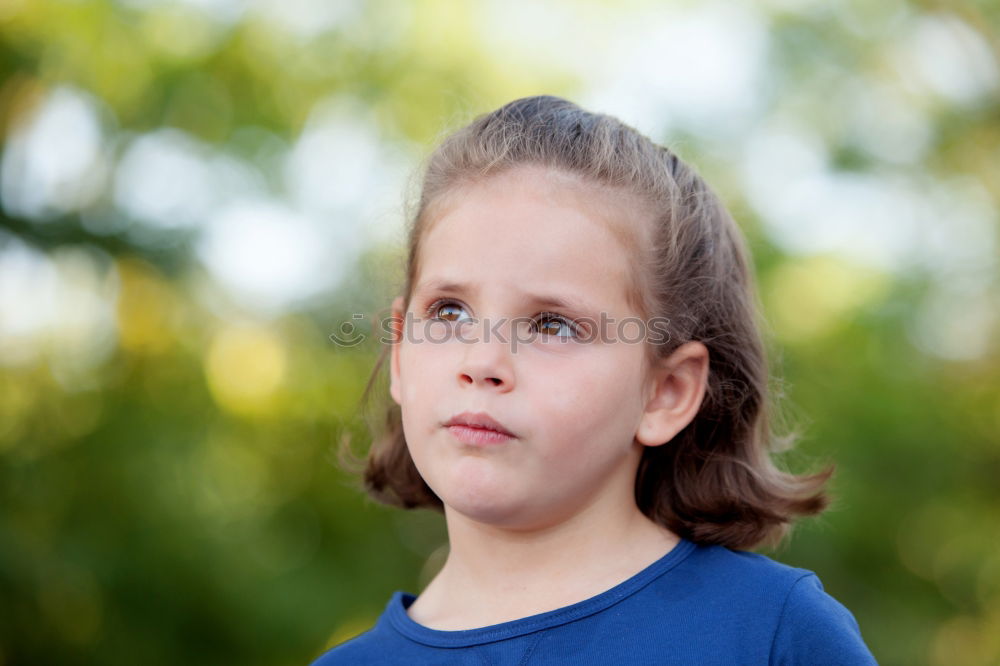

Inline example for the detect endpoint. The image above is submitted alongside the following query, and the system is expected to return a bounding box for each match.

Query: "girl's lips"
[446,424,515,446]
[443,411,517,437]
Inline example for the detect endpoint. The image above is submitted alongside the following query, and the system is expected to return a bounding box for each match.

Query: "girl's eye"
[424,299,581,339]
[426,299,471,322]
[535,312,580,339]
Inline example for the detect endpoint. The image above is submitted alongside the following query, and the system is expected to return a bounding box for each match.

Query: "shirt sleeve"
[769,573,879,666]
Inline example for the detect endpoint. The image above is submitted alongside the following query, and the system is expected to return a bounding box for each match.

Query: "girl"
[313,96,877,665]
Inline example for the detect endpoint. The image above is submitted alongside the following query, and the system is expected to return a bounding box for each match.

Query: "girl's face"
[390,166,657,531]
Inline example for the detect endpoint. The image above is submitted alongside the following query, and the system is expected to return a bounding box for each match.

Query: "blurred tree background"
[1,0,998,664]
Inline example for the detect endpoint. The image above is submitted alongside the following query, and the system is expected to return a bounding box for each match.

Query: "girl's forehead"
[423,176,621,267]
[423,166,650,259]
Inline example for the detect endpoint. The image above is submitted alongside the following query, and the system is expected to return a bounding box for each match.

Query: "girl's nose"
[457,319,515,391]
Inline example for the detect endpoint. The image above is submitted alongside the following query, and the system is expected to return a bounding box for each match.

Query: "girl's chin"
[442,487,518,519]
[441,489,569,531]
[438,486,535,526]
[431,461,547,527]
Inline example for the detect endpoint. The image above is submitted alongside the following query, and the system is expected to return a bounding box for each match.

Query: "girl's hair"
[341,95,834,551]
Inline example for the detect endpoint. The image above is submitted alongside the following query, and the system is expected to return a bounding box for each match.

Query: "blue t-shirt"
[312,537,877,665]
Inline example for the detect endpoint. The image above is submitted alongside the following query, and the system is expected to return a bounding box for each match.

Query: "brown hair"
[340,95,834,551]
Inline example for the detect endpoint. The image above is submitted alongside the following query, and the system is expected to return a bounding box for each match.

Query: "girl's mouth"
[443,411,517,438]
[445,424,515,446]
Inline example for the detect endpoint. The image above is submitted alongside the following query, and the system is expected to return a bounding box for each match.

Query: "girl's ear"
[389,296,405,406]
[636,341,710,447]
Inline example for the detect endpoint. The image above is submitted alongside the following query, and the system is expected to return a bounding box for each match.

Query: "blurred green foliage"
[1,1,999,665]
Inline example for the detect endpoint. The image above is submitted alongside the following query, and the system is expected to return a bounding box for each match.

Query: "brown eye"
[428,300,470,323]
[535,313,578,338]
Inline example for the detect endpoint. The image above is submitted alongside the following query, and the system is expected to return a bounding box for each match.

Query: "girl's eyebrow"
[414,279,600,315]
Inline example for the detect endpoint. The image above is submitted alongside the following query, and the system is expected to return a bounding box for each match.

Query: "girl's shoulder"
[677,541,876,663]
[681,539,819,590]
[308,621,387,666]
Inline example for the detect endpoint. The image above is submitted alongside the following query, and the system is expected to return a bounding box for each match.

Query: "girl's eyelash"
[424,298,582,337]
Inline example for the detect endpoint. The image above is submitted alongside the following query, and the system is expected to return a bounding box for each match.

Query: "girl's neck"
[406,502,680,631]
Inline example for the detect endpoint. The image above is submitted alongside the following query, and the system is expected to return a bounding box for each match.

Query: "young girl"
[313,96,877,665]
